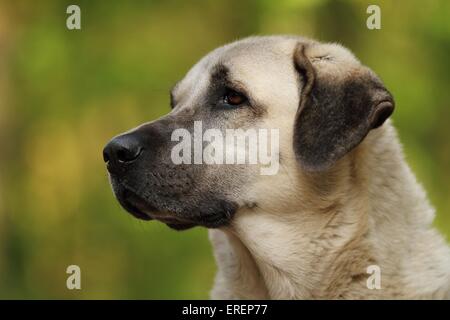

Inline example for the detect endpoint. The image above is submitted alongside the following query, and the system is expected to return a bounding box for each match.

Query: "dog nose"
[103,134,143,169]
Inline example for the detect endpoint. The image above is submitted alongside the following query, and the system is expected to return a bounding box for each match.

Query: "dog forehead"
[173,37,299,101]
[183,38,292,76]
[222,38,297,80]
[172,36,361,112]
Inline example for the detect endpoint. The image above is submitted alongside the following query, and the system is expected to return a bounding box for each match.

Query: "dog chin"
[119,196,198,231]
[111,181,237,230]
[112,187,204,230]
[114,189,154,221]
[164,222,197,231]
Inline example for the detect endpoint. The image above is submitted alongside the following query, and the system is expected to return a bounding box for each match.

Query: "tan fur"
[200,36,450,299]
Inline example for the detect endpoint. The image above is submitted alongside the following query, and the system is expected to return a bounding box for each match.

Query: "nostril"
[103,134,143,169]
[117,148,127,162]
[116,145,142,163]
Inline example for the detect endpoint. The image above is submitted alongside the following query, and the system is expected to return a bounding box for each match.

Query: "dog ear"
[293,44,395,172]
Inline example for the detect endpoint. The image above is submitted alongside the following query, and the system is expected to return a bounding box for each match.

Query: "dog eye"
[223,90,247,106]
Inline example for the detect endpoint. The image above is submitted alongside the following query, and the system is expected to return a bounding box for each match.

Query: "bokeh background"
[0,0,449,299]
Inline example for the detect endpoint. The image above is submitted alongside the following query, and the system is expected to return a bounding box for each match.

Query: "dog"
[103,35,450,299]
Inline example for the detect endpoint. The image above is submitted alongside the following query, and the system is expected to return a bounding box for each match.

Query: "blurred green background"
[0,0,448,299]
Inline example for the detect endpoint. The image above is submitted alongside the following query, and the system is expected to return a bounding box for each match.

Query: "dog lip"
[115,185,192,226]
[120,189,153,221]
[151,214,198,230]
[146,212,203,230]
[166,222,197,231]
[148,212,190,224]
[149,211,232,229]
[125,202,152,221]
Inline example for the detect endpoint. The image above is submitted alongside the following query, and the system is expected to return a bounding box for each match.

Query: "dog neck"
[210,122,450,299]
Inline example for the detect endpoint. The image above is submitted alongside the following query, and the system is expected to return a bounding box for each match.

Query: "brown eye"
[224,90,246,106]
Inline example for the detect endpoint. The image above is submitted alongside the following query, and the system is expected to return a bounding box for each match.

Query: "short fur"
[105,36,450,299]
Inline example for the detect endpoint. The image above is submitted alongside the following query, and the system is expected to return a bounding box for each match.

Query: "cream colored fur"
[210,121,450,299]
[202,37,450,300]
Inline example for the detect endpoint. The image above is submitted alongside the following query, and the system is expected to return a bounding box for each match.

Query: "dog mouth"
[118,188,154,221]
[111,176,237,230]
[116,186,199,229]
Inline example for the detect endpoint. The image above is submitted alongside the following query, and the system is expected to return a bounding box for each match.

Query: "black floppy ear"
[293,44,395,172]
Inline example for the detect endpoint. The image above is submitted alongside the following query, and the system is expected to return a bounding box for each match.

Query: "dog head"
[103,36,394,230]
